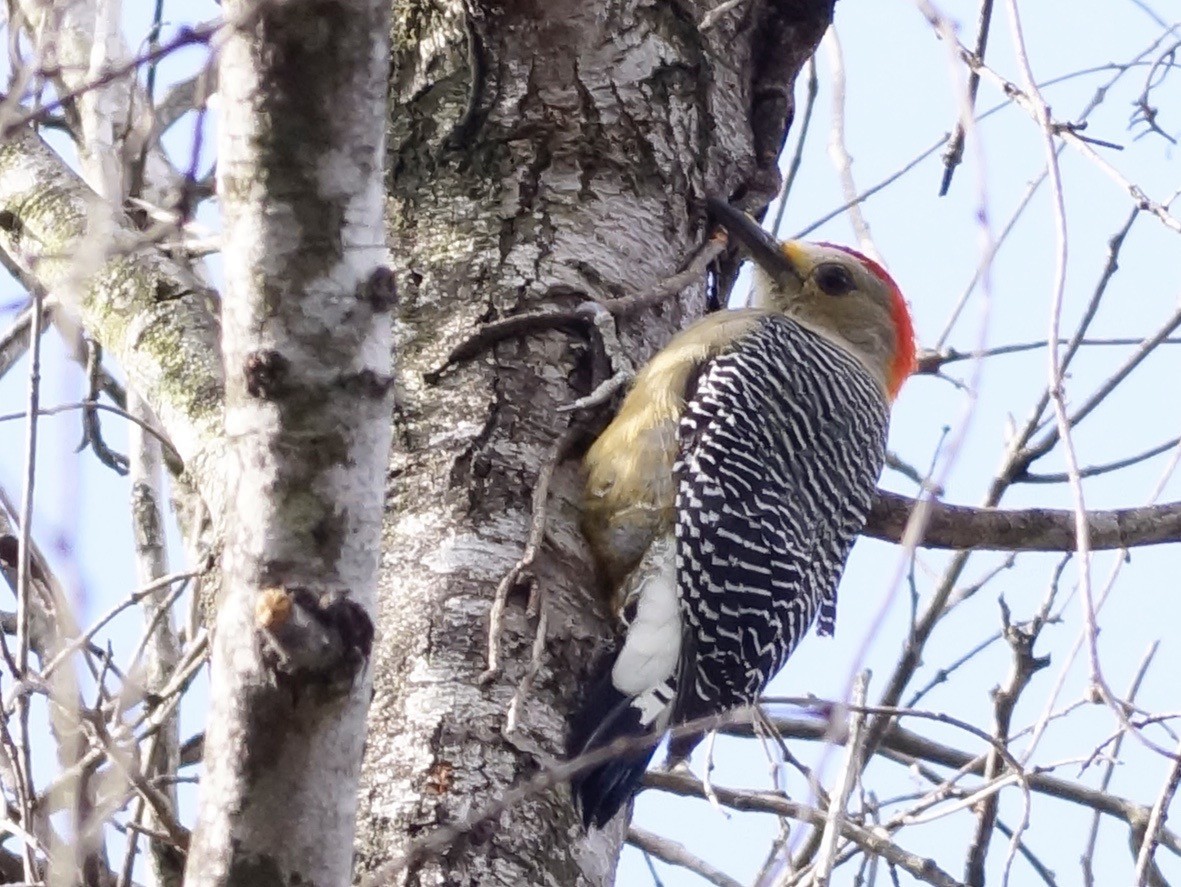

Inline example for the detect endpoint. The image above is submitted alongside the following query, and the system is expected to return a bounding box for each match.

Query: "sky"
[1,0,1179,885]
[622,1,1181,884]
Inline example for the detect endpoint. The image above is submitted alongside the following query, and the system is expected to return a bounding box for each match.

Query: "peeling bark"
[356,1,833,883]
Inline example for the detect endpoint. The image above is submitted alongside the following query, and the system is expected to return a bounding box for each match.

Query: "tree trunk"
[357,1,833,883]
[184,0,393,883]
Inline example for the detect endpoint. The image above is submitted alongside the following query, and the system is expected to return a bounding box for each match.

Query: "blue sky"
[1,0,1179,884]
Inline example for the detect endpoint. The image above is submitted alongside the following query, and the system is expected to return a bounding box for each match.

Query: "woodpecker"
[566,198,917,828]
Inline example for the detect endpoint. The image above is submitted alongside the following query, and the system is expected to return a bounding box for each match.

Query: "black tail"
[567,653,658,829]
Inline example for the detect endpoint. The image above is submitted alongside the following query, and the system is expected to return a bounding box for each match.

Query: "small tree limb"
[867,490,1181,551]
[0,127,227,513]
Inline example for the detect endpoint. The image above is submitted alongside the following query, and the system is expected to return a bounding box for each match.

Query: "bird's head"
[708,199,917,401]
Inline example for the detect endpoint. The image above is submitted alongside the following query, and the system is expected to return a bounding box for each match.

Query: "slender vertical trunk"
[184,0,393,883]
[128,393,184,887]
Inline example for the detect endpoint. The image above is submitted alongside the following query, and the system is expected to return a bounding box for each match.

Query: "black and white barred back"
[671,313,889,725]
[568,313,889,828]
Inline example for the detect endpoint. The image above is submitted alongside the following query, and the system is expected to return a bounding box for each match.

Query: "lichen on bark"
[0,129,226,510]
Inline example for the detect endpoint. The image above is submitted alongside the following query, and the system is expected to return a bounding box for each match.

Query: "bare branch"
[866,491,1181,551]
[938,0,994,195]
[0,299,55,383]
[916,0,1181,234]
[1018,436,1181,485]
[963,601,1048,884]
[725,714,1181,860]
[1083,642,1160,886]
[125,391,183,887]
[815,672,871,882]
[627,827,744,887]
[1133,736,1181,885]
[0,126,226,511]
[645,771,968,887]
[10,263,43,884]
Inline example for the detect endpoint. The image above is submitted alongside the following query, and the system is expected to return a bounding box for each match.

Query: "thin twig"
[938,0,994,195]
[481,421,579,684]
[557,300,639,412]
[599,237,725,318]
[646,771,967,887]
[900,758,1059,886]
[1019,426,1181,768]
[814,672,870,884]
[0,299,54,383]
[916,1,1181,234]
[427,238,720,381]
[1081,641,1159,886]
[919,335,1181,374]
[1133,735,1181,885]
[39,633,209,815]
[424,308,588,383]
[729,713,1181,858]
[628,826,744,887]
[964,600,1047,886]
[0,20,221,140]
[770,57,818,238]
[905,632,1001,708]
[40,572,195,680]
[13,282,42,882]
[360,708,788,886]
[1020,436,1181,484]
[700,728,727,818]
[785,41,1170,242]
[0,401,181,464]
[503,605,549,735]
[822,27,877,257]
[77,336,130,475]
[1012,304,1181,477]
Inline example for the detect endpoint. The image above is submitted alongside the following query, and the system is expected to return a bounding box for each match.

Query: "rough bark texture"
[355,1,833,884]
[184,0,393,884]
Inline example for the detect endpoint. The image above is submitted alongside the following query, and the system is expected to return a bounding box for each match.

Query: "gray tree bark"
[356,1,833,883]
[185,0,394,883]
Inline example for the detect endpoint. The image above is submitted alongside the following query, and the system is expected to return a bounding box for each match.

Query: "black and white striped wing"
[672,315,889,723]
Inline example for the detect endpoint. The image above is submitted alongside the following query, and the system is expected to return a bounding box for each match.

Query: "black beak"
[706,197,803,285]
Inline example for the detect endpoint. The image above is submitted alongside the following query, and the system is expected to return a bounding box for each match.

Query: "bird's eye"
[814,263,856,296]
